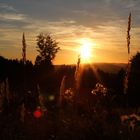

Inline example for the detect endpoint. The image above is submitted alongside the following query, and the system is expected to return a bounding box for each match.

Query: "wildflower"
[64,88,74,100]
[91,83,107,96]
[120,113,140,131]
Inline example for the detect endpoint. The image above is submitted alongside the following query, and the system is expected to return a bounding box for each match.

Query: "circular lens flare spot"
[49,95,55,101]
[33,110,42,118]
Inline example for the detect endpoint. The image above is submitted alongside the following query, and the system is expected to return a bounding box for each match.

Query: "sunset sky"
[0,0,140,64]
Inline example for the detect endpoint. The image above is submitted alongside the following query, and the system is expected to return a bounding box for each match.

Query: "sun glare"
[78,38,93,63]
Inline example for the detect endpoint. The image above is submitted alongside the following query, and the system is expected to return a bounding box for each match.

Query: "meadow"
[0,55,140,140]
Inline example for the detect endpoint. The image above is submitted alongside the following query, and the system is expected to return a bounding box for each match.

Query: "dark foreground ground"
[0,106,140,140]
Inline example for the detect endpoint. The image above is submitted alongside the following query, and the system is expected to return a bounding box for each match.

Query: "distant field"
[93,63,127,73]
[55,63,127,73]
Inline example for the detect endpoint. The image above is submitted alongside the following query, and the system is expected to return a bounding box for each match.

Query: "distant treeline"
[1,52,140,109]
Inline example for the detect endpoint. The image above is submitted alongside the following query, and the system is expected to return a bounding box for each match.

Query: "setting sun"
[78,38,93,63]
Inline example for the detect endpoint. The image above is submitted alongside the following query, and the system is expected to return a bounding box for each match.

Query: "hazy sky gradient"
[0,0,140,64]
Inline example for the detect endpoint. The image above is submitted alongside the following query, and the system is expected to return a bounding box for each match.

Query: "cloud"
[0,3,17,12]
[0,0,140,63]
[0,13,26,21]
[0,3,27,21]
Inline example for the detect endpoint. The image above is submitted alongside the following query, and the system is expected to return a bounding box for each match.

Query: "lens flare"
[33,109,42,118]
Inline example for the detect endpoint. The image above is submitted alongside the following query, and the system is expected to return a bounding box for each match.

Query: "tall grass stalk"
[0,78,10,112]
[127,13,131,56]
[22,32,26,64]
[59,75,66,106]
[20,103,25,122]
[74,55,81,90]
[5,78,10,103]
[124,13,131,94]
[0,81,5,112]
[22,33,27,108]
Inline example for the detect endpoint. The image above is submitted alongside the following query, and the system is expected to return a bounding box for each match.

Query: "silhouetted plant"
[90,83,109,110]
[22,32,27,65]
[91,83,108,96]
[121,113,140,132]
[34,34,60,94]
[35,33,60,66]
[59,75,66,106]
[74,55,81,90]
[127,52,140,106]
[124,13,132,94]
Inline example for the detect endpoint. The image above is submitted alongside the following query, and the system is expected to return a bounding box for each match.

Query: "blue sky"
[0,0,140,64]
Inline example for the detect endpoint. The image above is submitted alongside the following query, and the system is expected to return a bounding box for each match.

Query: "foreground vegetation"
[0,29,140,139]
[0,52,140,139]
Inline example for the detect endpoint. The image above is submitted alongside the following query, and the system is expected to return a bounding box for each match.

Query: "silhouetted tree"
[34,34,60,94]
[35,33,60,66]
[127,52,140,106]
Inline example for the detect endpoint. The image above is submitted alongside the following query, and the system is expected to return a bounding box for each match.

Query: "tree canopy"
[35,33,60,66]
